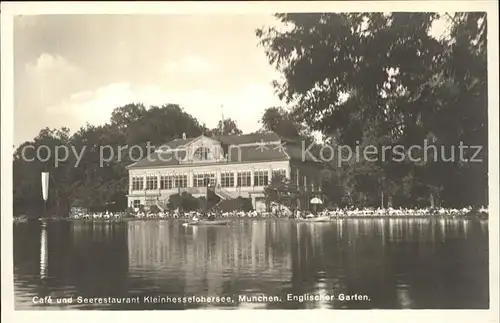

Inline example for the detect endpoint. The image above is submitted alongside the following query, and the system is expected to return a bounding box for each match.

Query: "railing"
[214,186,239,200]
[184,187,207,195]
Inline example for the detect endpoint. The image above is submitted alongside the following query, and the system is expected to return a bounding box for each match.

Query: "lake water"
[13,218,489,310]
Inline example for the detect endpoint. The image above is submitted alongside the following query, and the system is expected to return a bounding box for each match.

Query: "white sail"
[41,172,49,201]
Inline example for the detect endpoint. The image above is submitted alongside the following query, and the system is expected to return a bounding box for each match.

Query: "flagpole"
[220,105,224,135]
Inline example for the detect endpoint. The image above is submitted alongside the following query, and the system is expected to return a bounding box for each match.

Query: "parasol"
[310,197,323,204]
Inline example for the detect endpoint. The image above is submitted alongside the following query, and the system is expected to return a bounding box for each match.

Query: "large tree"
[209,118,243,136]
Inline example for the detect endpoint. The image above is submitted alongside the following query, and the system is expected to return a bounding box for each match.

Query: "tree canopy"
[257,13,488,207]
[209,118,243,136]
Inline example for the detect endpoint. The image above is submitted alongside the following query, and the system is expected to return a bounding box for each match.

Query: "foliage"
[260,106,304,139]
[148,205,161,213]
[13,104,207,217]
[264,173,302,210]
[209,118,243,136]
[217,197,253,212]
[235,197,254,212]
[12,13,487,217]
[167,192,199,212]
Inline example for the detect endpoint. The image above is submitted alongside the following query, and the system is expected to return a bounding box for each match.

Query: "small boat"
[182,219,230,227]
[296,215,331,223]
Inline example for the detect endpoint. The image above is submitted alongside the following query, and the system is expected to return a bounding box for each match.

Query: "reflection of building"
[126,221,293,294]
[126,132,323,211]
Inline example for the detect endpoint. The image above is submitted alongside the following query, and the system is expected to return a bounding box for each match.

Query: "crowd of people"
[68,205,488,221]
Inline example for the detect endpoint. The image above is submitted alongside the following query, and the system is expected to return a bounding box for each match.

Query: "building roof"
[127,132,320,169]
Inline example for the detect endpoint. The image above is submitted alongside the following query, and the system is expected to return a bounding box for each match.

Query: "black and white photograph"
[1,1,498,321]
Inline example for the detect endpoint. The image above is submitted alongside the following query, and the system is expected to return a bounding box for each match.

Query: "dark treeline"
[13,12,488,217]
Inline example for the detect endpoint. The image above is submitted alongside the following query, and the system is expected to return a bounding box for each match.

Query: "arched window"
[194,147,210,160]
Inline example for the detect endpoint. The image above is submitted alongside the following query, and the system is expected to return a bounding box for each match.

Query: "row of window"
[160,175,188,189]
[132,175,188,190]
[131,169,288,191]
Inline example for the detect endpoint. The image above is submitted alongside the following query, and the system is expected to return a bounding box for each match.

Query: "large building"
[126,132,324,211]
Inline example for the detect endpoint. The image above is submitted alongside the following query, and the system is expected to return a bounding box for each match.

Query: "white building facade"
[127,133,324,211]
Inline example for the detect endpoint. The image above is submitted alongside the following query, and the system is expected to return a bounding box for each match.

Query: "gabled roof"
[127,131,320,169]
[218,132,281,145]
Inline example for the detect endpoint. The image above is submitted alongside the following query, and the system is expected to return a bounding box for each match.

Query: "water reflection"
[13,218,489,310]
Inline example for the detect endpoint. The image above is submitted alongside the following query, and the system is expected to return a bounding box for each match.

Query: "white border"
[1,2,498,323]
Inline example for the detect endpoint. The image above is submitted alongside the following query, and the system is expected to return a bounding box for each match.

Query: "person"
[207,212,216,221]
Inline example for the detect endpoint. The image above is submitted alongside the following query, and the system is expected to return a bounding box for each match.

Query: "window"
[132,200,141,208]
[237,171,251,187]
[221,172,235,187]
[193,173,215,187]
[132,177,144,190]
[145,176,158,190]
[175,174,188,188]
[194,147,210,160]
[254,170,269,186]
[160,175,173,189]
[272,169,287,180]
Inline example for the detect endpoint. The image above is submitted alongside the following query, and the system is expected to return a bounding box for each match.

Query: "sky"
[13,14,284,145]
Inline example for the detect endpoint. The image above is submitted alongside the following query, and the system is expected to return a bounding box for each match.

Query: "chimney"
[182,132,186,140]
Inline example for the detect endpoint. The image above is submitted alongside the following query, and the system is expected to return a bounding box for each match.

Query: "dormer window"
[194,147,210,160]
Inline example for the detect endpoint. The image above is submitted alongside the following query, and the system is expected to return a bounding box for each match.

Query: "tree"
[110,103,147,130]
[167,192,199,211]
[260,106,303,139]
[264,173,302,212]
[112,103,206,146]
[257,12,487,207]
[13,103,208,217]
[210,118,243,136]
